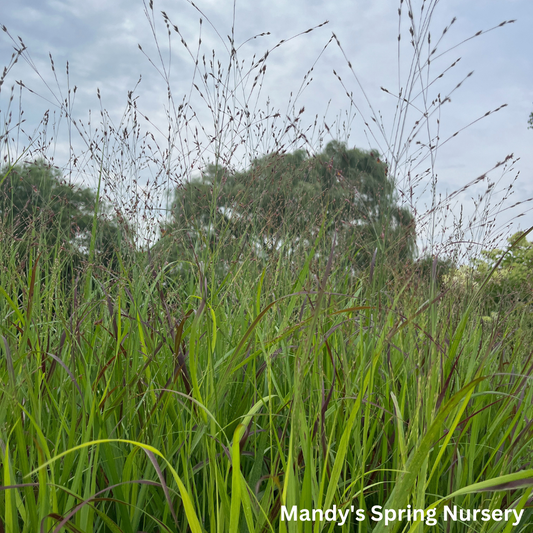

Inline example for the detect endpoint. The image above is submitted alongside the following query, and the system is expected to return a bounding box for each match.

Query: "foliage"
[1,227,533,532]
[0,159,127,267]
[1,1,530,531]
[442,232,533,347]
[413,254,456,287]
[162,141,415,271]
[463,232,533,308]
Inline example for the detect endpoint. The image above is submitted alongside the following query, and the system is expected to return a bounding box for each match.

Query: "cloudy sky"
[1,0,532,254]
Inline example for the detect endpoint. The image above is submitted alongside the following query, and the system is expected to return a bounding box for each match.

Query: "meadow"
[1,1,533,532]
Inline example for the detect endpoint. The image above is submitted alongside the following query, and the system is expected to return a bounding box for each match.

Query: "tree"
[0,159,125,266]
[162,141,415,269]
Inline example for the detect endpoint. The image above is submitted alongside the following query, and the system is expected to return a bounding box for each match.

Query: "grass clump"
[1,219,532,532]
[1,1,532,532]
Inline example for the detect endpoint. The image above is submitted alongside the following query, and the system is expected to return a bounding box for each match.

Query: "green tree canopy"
[163,140,415,269]
[0,159,125,265]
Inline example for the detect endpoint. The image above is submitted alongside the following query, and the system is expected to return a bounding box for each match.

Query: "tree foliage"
[0,159,124,265]
[163,141,415,269]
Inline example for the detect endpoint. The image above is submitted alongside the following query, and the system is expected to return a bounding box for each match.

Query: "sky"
[1,0,532,255]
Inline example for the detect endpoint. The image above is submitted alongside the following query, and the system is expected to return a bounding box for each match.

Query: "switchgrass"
[1,1,533,532]
[1,219,533,532]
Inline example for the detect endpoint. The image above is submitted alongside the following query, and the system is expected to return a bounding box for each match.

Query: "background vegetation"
[1,1,532,532]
